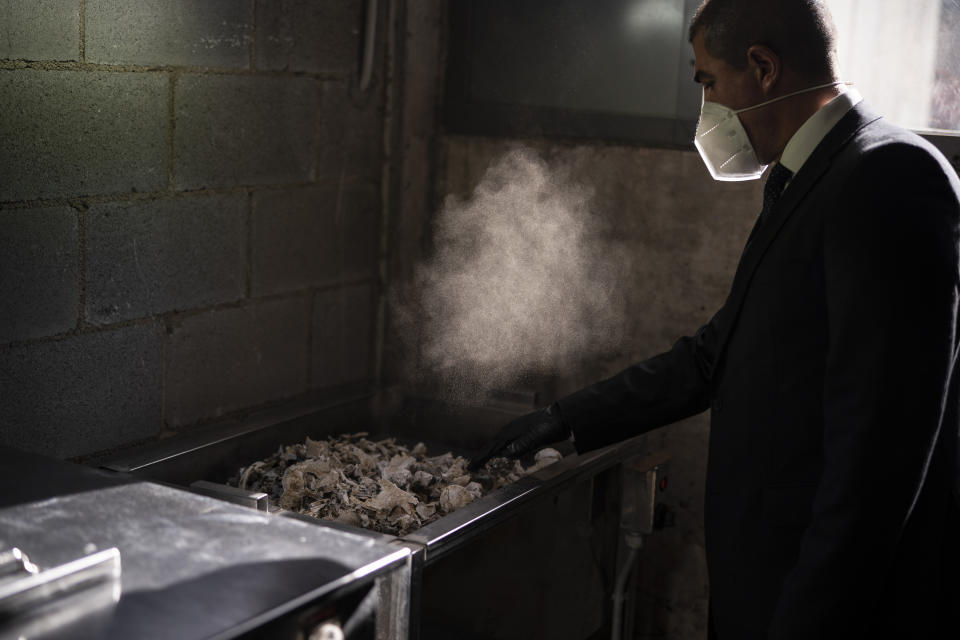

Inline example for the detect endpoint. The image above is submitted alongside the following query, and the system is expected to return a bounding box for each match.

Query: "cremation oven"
[98,389,669,640]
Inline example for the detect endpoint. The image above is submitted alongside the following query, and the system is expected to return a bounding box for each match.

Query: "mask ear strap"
[734,81,849,115]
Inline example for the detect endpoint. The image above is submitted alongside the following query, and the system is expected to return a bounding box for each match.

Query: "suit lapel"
[711,102,884,370]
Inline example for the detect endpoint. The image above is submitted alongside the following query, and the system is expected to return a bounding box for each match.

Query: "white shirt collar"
[779,86,863,175]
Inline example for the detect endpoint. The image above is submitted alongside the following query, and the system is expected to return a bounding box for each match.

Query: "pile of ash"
[228,433,561,536]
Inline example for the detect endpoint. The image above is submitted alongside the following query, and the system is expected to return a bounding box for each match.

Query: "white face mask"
[694,81,845,182]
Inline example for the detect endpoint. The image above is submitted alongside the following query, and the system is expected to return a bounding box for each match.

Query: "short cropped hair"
[689,0,838,81]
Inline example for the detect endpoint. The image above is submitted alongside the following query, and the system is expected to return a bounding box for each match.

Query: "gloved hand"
[468,403,570,471]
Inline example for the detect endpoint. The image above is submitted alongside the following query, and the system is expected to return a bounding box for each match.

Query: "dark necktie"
[760,162,794,224]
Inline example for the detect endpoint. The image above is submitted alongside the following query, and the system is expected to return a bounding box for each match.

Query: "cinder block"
[312,282,376,388]
[0,324,163,458]
[317,80,383,183]
[85,0,253,68]
[165,297,310,426]
[174,74,318,190]
[0,207,78,344]
[338,186,380,277]
[255,0,362,74]
[85,195,246,324]
[0,0,80,61]
[251,185,379,296]
[0,70,168,202]
[251,187,337,296]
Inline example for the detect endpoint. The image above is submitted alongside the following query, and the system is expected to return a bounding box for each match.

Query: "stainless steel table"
[0,447,410,640]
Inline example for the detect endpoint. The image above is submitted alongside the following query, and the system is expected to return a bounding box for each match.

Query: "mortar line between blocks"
[374,0,401,388]
[249,0,257,70]
[75,205,86,329]
[0,278,378,350]
[0,182,325,210]
[0,60,347,81]
[78,0,85,62]
[312,77,322,182]
[306,287,316,389]
[245,190,254,298]
[161,316,168,432]
[167,73,178,190]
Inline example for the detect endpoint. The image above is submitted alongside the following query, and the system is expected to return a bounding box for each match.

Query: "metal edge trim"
[102,390,377,473]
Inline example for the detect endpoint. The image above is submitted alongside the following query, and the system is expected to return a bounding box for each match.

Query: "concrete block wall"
[0,0,387,459]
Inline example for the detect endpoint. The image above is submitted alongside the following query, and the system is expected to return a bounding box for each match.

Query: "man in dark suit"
[470,1,960,637]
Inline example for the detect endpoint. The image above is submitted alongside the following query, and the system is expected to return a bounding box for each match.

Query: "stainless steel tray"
[100,393,649,564]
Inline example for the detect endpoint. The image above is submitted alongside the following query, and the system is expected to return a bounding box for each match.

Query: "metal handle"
[0,548,39,578]
[190,480,270,512]
[0,547,121,617]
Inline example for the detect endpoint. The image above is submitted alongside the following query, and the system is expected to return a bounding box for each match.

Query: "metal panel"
[467,0,684,117]
[445,0,701,148]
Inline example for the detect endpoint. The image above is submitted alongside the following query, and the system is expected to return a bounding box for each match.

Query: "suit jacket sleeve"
[556,313,718,453]
[768,143,960,638]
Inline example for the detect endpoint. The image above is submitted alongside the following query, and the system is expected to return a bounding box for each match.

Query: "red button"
[659,477,668,491]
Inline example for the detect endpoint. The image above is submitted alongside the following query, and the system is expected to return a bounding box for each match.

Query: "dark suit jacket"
[557,102,960,639]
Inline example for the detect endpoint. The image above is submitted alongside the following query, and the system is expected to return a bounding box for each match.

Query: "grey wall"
[0,0,386,459]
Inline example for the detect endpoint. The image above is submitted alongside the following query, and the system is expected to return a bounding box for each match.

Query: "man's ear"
[746,44,780,95]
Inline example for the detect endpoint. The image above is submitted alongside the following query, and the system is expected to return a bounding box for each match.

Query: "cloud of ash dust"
[393,148,632,400]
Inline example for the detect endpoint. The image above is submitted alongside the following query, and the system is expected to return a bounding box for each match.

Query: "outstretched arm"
[558,315,719,454]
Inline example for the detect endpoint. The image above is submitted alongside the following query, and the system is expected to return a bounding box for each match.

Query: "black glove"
[468,403,570,471]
